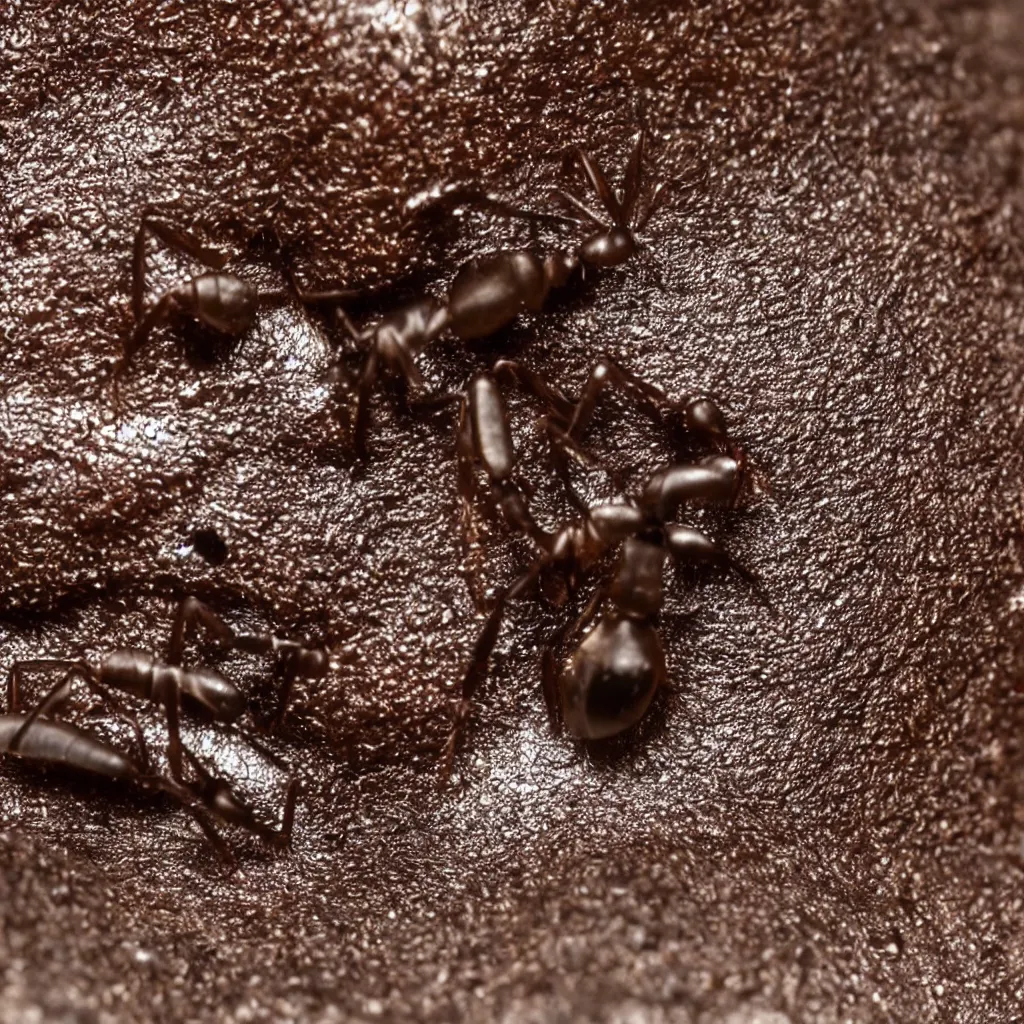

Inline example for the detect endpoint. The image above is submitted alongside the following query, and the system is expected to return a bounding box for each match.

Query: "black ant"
[118,213,291,377]
[0,703,296,864]
[7,597,329,779]
[442,453,759,775]
[294,129,666,457]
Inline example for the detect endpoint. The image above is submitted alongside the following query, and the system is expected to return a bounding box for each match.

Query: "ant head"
[192,666,247,722]
[578,226,637,270]
[296,646,330,679]
[559,616,665,740]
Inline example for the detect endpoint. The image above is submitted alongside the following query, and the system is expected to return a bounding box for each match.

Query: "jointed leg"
[181,745,297,849]
[564,355,672,440]
[455,392,490,613]
[440,561,545,779]
[490,359,592,513]
[120,290,183,375]
[411,185,583,230]
[621,130,646,225]
[7,658,83,712]
[148,773,237,867]
[352,345,380,460]
[665,524,768,607]
[133,212,228,324]
[8,662,87,752]
[166,596,235,666]
[575,148,624,224]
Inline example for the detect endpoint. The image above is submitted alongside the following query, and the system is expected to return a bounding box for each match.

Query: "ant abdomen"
[560,616,666,740]
[190,273,258,336]
[447,251,549,340]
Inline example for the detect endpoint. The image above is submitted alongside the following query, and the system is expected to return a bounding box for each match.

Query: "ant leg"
[181,745,296,850]
[7,659,89,713]
[621,130,646,226]
[490,359,591,512]
[664,525,769,607]
[149,774,237,867]
[141,216,230,273]
[564,357,738,457]
[352,346,380,460]
[229,634,327,728]
[466,374,549,548]
[564,355,670,440]
[441,562,544,780]
[166,596,235,666]
[185,806,237,868]
[409,185,582,230]
[491,359,575,421]
[455,392,490,614]
[163,687,185,781]
[8,668,83,751]
[285,271,366,341]
[552,188,604,228]
[635,181,668,232]
[575,148,624,224]
[119,289,187,375]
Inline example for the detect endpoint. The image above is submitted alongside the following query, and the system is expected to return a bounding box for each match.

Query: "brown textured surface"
[3,1,1024,1021]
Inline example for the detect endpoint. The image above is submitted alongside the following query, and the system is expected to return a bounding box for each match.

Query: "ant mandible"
[295,128,666,458]
[442,453,761,775]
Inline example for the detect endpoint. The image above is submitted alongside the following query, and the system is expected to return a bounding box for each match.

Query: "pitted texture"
[2,1,1024,1021]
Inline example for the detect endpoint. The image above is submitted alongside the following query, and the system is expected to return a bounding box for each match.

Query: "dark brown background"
[2,1,1024,1021]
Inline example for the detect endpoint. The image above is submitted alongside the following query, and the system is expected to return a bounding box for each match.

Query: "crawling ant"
[442,452,760,775]
[295,129,666,457]
[119,213,291,376]
[450,356,743,608]
[0,701,297,863]
[7,597,328,778]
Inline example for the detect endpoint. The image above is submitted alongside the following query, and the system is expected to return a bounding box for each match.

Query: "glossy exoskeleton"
[449,354,743,609]
[7,597,328,778]
[443,453,759,773]
[119,213,291,376]
[0,706,296,863]
[296,129,666,457]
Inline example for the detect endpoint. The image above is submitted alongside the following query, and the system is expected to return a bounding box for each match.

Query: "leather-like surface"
[2,1,1023,1020]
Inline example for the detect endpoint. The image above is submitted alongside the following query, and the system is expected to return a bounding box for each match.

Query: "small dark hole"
[191,528,228,566]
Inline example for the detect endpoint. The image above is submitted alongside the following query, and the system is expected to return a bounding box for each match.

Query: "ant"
[118,213,292,377]
[450,356,743,607]
[442,452,760,775]
[295,128,666,457]
[0,700,297,863]
[7,597,329,779]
